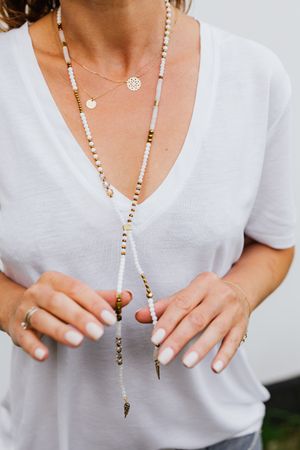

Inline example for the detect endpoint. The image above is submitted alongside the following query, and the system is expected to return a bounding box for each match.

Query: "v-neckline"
[13,18,217,231]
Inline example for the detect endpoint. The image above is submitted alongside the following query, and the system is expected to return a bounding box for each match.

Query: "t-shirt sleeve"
[244,54,297,249]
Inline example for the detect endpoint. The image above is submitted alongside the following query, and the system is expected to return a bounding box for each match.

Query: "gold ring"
[240,332,248,346]
[20,306,39,330]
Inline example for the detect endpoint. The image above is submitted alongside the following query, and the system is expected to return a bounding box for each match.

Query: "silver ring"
[20,306,39,330]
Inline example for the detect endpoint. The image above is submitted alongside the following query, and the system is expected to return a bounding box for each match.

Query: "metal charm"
[126,76,142,91]
[124,401,131,418]
[86,98,97,109]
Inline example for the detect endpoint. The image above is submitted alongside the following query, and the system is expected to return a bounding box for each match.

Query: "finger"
[95,289,133,309]
[36,287,105,341]
[211,326,245,373]
[28,307,85,347]
[135,298,170,323]
[38,272,133,325]
[150,273,218,345]
[155,297,220,364]
[14,327,49,361]
[180,313,234,368]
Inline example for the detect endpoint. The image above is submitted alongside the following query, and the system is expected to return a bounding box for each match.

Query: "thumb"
[135,297,171,323]
[95,289,133,309]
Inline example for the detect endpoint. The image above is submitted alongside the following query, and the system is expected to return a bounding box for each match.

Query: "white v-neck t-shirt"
[0,17,297,450]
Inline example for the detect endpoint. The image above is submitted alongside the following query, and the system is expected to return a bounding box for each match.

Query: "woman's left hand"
[135,272,251,373]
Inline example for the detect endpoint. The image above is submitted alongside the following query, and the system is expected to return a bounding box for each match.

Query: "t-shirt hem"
[231,415,264,438]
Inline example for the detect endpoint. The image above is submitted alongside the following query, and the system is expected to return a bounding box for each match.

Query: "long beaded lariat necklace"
[56,0,173,418]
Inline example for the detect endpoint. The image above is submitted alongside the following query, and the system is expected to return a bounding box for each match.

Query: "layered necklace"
[56,0,173,418]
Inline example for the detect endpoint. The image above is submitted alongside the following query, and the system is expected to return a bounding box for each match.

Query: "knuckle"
[228,335,241,348]
[53,323,64,340]
[47,292,63,310]
[72,310,85,326]
[173,292,190,312]
[39,271,55,283]
[24,283,40,301]
[68,280,84,298]
[221,348,234,362]
[215,321,228,336]
[221,284,235,300]
[17,331,27,347]
[89,298,102,313]
[187,311,206,329]
[201,271,219,283]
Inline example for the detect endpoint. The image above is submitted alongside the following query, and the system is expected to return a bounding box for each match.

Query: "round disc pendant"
[126,76,142,91]
[86,98,97,109]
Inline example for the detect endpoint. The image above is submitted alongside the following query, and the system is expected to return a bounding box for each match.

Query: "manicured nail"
[158,347,174,365]
[151,328,166,345]
[125,290,133,299]
[86,322,104,340]
[183,351,198,368]
[34,347,46,360]
[64,330,84,346]
[101,309,117,325]
[213,360,224,373]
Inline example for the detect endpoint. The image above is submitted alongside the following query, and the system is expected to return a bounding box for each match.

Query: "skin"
[0,0,295,371]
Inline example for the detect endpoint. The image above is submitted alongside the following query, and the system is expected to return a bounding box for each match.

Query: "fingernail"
[183,351,198,368]
[101,309,117,325]
[158,347,174,365]
[125,289,133,299]
[86,322,104,340]
[151,328,166,345]
[213,360,224,373]
[64,330,84,346]
[34,347,46,360]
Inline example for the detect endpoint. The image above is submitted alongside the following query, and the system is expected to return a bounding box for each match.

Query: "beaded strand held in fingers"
[56,0,173,417]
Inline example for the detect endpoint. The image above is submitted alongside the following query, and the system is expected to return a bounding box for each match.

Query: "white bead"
[58,29,65,43]
[63,46,71,64]
[56,7,61,24]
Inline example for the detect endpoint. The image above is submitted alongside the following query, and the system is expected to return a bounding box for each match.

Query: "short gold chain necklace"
[56,1,173,418]
[61,8,177,110]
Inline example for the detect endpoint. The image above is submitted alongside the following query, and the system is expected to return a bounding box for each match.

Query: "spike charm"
[124,401,131,418]
[153,344,161,379]
[155,358,160,380]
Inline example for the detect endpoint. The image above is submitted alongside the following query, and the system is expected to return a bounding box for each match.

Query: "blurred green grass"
[263,407,300,450]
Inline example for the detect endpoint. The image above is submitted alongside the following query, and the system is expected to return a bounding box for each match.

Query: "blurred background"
[0,0,299,449]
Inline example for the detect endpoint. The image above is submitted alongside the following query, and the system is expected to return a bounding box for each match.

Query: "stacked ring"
[20,306,39,330]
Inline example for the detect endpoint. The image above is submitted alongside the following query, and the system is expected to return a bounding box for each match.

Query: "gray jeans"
[175,429,263,450]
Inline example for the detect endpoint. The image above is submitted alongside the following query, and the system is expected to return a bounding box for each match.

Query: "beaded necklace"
[56,0,173,418]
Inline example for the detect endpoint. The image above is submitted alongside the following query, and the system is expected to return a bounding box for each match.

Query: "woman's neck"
[59,0,172,74]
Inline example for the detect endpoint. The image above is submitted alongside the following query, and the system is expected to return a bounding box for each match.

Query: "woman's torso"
[0,16,279,450]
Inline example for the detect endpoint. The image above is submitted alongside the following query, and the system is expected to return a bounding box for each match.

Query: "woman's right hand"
[3,271,133,362]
